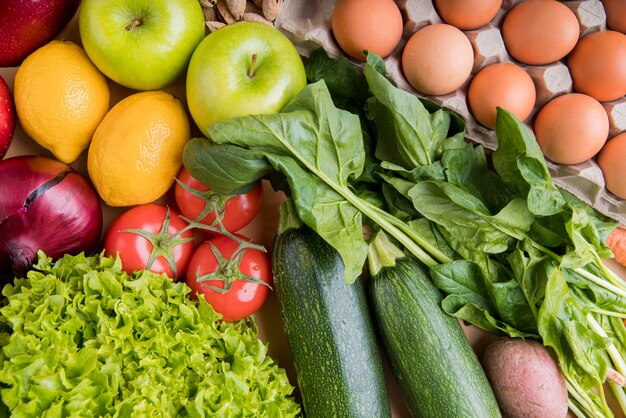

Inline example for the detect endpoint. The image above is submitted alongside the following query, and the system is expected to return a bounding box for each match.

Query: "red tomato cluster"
[103,167,271,322]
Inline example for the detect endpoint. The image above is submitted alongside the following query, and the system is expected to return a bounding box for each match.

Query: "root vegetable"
[482,338,568,418]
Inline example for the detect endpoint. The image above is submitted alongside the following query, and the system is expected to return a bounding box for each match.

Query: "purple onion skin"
[0,155,103,278]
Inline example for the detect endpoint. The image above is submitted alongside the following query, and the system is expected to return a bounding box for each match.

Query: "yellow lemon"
[88,91,190,207]
[14,40,110,163]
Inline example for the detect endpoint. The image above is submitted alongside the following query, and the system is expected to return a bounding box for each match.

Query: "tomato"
[174,167,263,233]
[185,234,272,321]
[104,203,195,279]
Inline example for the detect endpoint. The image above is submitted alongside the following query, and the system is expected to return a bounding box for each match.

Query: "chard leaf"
[492,108,566,216]
[206,81,368,283]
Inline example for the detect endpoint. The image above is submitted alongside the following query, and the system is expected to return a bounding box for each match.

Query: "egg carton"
[275,0,626,224]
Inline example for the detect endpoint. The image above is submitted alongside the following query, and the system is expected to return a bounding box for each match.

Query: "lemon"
[14,40,110,163]
[88,91,190,207]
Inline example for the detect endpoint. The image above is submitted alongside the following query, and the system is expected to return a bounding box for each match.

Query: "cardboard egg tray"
[275,0,626,224]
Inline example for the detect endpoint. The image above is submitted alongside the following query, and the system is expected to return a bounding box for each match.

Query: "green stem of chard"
[260,119,450,268]
[566,376,605,417]
[532,241,626,298]
[594,253,626,291]
[590,307,626,319]
[566,401,585,418]
[609,383,626,416]
[300,164,441,268]
[575,267,626,299]
[363,200,453,264]
[359,201,439,268]
[587,314,626,382]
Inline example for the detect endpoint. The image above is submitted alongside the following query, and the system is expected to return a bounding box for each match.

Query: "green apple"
[186,21,307,136]
[78,0,205,90]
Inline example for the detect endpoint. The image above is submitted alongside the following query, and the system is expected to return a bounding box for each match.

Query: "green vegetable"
[0,251,300,417]
[367,231,501,418]
[183,50,626,417]
[271,203,390,418]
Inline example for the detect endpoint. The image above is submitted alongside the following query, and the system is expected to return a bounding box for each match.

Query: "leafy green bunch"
[0,252,299,417]
[184,50,626,417]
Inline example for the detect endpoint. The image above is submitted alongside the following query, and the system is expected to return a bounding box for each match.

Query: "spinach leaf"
[431,260,537,338]
[380,160,447,182]
[407,218,458,261]
[407,181,533,259]
[507,240,552,319]
[205,81,368,283]
[442,142,517,214]
[305,48,369,102]
[561,190,618,261]
[381,182,420,222]
[492,108,565,216]
[538,269,611,396]
[183,141,273,194]
[563,266,626,315]
[364,53,465,169]
[267,153,367,281]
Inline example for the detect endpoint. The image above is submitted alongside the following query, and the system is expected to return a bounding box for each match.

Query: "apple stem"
[125,19,142,31]
[247,54,257,78]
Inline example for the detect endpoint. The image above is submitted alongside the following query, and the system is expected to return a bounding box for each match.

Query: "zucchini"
[272,223,391,418]
[366,231,501,418]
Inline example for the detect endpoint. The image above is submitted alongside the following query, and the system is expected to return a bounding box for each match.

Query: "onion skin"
[0,155,103,278]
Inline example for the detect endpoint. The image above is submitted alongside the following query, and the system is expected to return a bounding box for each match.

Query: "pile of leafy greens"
[184,50,626,417]
[0,252,300,417]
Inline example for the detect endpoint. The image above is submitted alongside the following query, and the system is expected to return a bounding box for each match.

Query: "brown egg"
[434,0,502,30]
[467,62,536,128]
[401,24,474,96]
[603,0,626,34]
[567,30,626,102]
[534,93,609,165]
[331,0,403,61]
[598,132,626,199]
[502,0,579,65]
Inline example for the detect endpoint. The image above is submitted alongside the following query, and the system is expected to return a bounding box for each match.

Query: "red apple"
[0,0,80,67]
[0,75,15,159]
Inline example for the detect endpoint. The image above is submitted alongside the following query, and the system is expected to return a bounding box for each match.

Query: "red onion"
[0,155,103,277]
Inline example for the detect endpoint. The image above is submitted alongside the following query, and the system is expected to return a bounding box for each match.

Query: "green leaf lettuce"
[0,252,300,417]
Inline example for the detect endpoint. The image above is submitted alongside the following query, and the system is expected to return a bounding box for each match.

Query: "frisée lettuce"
[0,251,300,417]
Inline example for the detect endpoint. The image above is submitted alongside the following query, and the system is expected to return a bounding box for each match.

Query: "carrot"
[607,226,626,268]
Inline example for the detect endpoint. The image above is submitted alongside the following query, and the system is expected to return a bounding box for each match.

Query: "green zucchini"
[272,224,391,418]
[366,231,501,418]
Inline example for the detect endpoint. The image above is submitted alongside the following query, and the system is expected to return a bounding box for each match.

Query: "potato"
[482,337,568,418]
